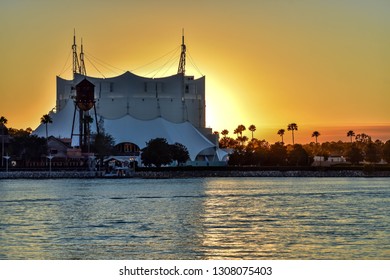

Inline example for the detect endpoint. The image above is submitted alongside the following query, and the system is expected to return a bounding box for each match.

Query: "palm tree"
[356,133,371,143]
[287,123,298,144]
[347,130,355,143]
[312,131,320,144]
[237,124,246,137]
[221,129,229,138]
[248,124,256,140]
[0,116,8,167]
[235,125,246,145]
[40,114,53,139]
[233,125,245,138]
[277,129,285,144]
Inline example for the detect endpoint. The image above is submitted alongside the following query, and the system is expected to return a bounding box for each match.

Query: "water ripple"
[0,177,389,259]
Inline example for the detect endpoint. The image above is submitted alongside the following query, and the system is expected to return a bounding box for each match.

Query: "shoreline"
[1,170,390,179]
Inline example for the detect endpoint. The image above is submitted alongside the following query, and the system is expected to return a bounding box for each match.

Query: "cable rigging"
[130,46,180,75]
[145,47,181,78]
[85,50,126,74]
[85,56,106,78]
[58,48,72,77]
[188,50,204,77]
[60,32,202,79]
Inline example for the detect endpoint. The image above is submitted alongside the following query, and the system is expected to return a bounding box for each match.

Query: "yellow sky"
[1,0,389,143]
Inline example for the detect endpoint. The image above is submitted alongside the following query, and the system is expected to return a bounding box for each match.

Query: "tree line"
[2,115,390,168]
[1,115,190,168]
[216,124,390,166]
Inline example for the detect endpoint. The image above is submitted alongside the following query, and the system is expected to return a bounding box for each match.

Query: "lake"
[0,177,389,259]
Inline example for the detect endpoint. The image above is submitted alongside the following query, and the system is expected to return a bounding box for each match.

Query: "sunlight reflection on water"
[0,177,389,259]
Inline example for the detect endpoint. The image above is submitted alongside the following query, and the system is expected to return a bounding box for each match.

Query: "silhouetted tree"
[347,130,355,143]
[248,124,256,140]
[170,142,190,166]
[288,144,309,166]
[92,132,115,165]
[8,134,47,162]
[312,131,320,144]
[277,129,285,144]
[346,144,364,165]
[219,129,230,148]
[269,142,287,165]
[219,136,235,149]
[236,135,249,146]
[287,123,298,144]
[141,138,172,167]
[221,129,229,138]
[253,145,269,166]
[364,142,380,163]
[382,140,390,163]
[237,124,246,136]
[321,141,345,157]
[7,127,31,138]
[228,147,245,166]
[40,114,53,139]
[356,133,371,144]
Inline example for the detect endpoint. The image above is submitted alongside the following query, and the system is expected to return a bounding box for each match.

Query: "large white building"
[34,34,227,165]
[57,72,206,130]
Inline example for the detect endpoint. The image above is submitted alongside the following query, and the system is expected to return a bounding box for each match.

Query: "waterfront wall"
[1,170,390,179]
[0,171,99,179]
[134,170,390,178]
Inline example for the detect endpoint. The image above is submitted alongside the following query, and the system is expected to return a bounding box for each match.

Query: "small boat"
[104,166,133,177]
[103,156,135,177]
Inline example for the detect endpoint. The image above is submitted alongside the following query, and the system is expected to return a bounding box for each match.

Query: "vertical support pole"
[71,102,77,146]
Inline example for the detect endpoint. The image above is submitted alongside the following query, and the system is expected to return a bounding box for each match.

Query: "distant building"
[33,33,226,165]
[312,155,347,166]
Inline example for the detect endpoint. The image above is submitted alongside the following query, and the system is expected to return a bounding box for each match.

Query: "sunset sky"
[1,0,389,143]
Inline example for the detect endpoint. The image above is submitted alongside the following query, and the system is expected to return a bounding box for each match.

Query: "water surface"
[0,177,389,259]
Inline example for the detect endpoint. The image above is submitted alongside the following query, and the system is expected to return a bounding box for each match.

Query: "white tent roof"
[33,100,82,140]
[33,101,216,160]
[103,116,215,160]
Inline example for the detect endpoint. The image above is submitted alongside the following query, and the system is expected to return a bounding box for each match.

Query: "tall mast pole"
[177,29,186,75]
[79,38,87,76]
[178,29,187,122]
[72,29,80,78]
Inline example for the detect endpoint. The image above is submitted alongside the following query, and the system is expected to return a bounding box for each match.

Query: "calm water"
[0,177,389,260]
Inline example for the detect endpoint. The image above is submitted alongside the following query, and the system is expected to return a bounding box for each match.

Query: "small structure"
[312,155,347,166]
[103,156,135,177]
[47,136,70,158]
[71,78,99,152]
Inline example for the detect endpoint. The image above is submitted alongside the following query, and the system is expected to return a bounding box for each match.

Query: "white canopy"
[102,116,215,161]
[33,100,80,140]
[33,101,216,160]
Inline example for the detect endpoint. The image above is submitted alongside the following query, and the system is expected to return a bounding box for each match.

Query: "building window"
[115,142,140,155]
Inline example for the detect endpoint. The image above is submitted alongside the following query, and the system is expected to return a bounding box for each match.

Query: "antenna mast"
[72,30,81,77]
[79,38,87,76]
[177,29,186,75]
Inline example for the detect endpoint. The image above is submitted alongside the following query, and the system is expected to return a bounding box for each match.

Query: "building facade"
[57,72,206,129]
